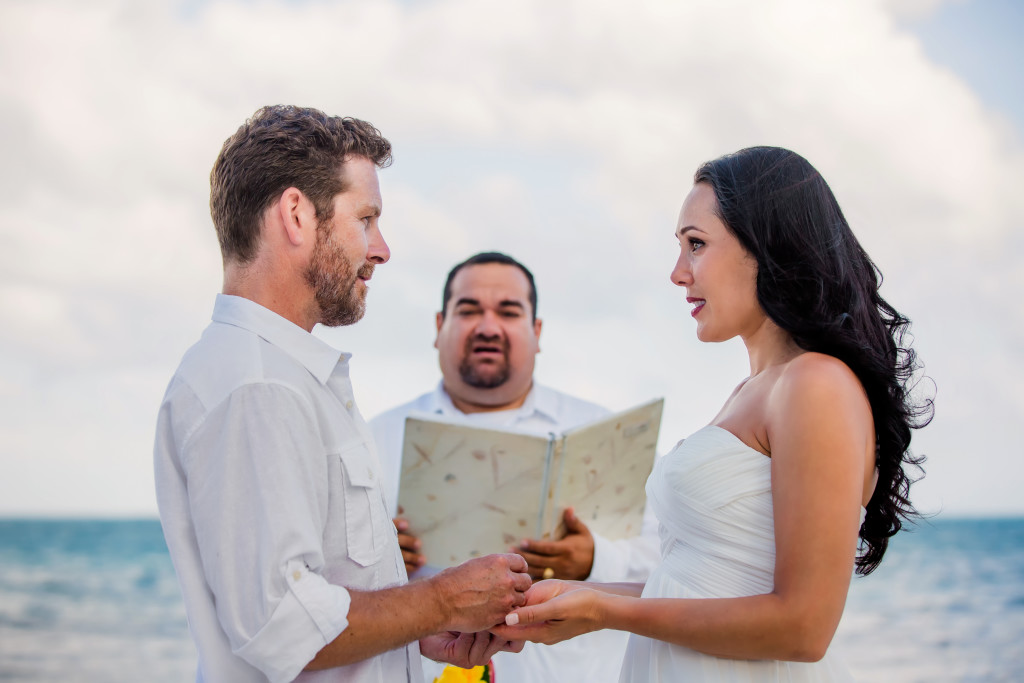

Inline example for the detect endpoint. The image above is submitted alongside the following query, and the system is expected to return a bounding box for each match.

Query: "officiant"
[369,251,659,683]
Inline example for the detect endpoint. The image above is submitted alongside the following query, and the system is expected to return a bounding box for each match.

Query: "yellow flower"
[433,664,487,683]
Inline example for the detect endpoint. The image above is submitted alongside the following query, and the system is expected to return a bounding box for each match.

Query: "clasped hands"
[418,552,531,668]
[399,507,599,663]
[492,577,602,646]
[423,577,603,660]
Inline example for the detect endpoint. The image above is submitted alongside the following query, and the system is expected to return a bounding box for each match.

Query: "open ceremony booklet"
[396,398,664,568]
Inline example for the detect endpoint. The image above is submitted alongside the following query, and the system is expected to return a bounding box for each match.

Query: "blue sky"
[0,0,1021,517]
[906,0,1023,134]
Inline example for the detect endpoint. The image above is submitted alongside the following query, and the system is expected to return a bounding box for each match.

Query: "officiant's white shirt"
[155,295,419,683]
[370,382,660,683]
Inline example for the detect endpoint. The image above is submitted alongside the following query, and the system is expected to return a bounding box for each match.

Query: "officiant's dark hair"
[694,146,933,575]
[441,252,538,321]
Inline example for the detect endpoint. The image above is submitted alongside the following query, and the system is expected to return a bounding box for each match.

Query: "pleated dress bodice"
[619,426,856,682]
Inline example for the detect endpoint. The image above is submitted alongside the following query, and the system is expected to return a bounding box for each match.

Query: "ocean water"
[0,518,1022,682]
[834,517,1024,682]
[0,519,192,682]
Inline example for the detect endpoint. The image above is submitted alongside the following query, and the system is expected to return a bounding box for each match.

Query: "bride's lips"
[686,297,705,317]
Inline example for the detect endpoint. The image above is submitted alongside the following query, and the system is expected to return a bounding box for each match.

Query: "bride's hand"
[490,586,604,645]
[522,577,581,605]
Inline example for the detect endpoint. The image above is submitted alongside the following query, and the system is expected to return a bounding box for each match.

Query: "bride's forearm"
[586,582,644,598]
[597,592,839,663]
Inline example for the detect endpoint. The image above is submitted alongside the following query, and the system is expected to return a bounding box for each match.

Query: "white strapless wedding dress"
[619,426,856,682]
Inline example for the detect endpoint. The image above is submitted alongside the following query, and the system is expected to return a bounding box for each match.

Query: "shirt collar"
[428,379,560,423]
[527,383,562,423]
[211,294,345,385]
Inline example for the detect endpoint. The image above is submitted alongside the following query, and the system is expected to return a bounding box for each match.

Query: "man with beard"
[154,107,530,683]
[369,251,660,683]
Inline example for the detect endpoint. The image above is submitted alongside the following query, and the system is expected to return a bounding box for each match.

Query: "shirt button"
[292,570,301,581]
[346,400,353,410]
[367,468,374,480]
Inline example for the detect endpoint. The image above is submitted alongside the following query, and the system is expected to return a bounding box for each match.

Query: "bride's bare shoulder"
[773,352,868,411]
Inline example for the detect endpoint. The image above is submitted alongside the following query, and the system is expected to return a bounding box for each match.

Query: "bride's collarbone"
[710,375,778,457]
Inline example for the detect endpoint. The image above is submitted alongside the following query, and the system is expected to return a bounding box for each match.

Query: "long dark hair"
[695,146,932,575]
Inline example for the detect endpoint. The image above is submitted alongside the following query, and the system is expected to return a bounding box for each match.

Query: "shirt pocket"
[338,441,387,568]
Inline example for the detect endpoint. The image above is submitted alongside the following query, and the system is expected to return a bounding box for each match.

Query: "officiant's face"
[435,263,542,411]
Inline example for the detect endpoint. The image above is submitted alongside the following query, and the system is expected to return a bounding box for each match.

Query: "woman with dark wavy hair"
[495,147,931,681]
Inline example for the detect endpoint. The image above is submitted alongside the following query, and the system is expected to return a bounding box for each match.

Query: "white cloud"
[880,0,968,22]
[0,0,1021,515]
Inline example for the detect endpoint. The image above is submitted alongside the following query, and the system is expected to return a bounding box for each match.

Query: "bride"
[495,147,931,681]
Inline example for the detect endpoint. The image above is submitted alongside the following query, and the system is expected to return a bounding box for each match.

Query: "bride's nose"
[671,250,692,287]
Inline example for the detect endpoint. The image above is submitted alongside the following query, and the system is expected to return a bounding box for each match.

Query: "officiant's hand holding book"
[515,507,595,581]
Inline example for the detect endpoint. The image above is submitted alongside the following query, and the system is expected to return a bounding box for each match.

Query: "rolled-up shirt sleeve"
[180,382,350,682]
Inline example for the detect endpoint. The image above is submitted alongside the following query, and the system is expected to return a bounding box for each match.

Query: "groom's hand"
[516,508,595,581]
[419,631,523,669]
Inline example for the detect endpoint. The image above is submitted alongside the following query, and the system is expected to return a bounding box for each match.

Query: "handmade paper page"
[545,398,664,541]
[398,416,556,567]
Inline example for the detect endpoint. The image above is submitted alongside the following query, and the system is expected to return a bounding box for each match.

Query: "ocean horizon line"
[2,511,1024,522]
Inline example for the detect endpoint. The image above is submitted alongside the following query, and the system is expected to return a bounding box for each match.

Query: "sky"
[0,0,1021,518]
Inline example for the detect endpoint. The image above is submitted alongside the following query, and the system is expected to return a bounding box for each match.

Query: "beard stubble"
[304,218,373,328]
[457,335,511,388]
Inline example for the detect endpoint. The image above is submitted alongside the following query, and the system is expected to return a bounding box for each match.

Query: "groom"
[154,106,530,682]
